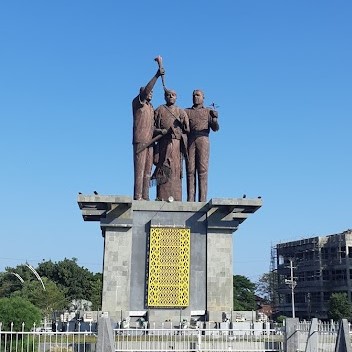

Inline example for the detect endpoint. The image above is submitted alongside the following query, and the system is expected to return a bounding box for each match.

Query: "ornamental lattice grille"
[147,227,190,307]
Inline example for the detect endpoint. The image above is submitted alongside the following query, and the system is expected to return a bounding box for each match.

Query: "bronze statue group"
[132,57,219,202]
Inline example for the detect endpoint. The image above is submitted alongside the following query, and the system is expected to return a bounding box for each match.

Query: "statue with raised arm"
[153,89,189,201]
[132,63,165,200]
[185,90,219,202]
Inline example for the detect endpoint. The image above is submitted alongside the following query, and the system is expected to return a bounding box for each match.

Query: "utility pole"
[290,259,296,318]
[285,258,297,318]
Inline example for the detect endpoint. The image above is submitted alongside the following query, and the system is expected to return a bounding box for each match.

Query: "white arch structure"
[26,263,46,290]
[10,272,24,283]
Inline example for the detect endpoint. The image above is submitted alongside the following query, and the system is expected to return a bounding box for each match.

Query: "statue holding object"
[185,90,219,202]
[132,60,165,200]
[132,57,218,203]
[153,89,189,201]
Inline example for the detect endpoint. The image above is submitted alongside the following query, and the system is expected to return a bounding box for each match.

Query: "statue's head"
[164,89,177,106]
[193,89,204,106]
[140,86,153,101]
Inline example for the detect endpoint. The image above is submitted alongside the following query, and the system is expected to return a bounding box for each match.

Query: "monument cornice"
[77,194,262,234]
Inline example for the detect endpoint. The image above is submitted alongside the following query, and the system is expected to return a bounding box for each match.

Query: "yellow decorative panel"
[147,227,190,307]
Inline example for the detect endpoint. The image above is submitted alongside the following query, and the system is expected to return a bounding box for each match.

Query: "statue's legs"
[142,147,153,200]
[196,137,209,202]
[156,139,182,201]
[187,138,197,202]
[157,177,182,201]
[134,145,153,200]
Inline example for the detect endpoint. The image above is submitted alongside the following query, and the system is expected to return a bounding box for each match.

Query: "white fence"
[1,320,350,352]
[0,322,283,352]
[0,323,96,352]
[114,327,284,352]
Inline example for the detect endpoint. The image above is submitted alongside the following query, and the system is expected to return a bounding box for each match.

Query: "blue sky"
[1,1,351,283]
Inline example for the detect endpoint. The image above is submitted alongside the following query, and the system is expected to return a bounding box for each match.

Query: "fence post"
[97,315,115,352]
[305,318,318,352]
[285,318,299,352]
[197,328,202,351]
[335,319,352,352]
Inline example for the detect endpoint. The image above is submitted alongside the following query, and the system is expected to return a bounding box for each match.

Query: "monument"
[132,64,165,201]
[77,57,262,326]
[153,88,189,201]
[185,89,219,202]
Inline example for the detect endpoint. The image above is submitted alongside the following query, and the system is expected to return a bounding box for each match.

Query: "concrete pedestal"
[78,195,261,324]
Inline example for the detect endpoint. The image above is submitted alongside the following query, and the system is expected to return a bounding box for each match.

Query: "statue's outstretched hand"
[210,109,218,119]
[157,68,165,77]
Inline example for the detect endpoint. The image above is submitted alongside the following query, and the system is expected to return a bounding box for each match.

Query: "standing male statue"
[132,67,165,200]
[153,89,189,201]
[185,90,219,202]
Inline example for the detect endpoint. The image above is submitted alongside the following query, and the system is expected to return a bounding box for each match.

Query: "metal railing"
[113,327,284,352]
[3,319,352,352]
[0,322,97,352]
[1,322,284,352]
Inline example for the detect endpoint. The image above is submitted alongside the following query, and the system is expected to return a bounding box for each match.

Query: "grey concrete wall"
[129,211,149,311]
[285,318,299,352]
[102,229,132,322]
[207,231,233,319]
[101,201,238,323]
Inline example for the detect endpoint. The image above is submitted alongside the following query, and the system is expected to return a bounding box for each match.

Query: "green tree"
[328,292,352,320]
[233,275,256,311]
[90,273,102,310]
[12,278,68,317]
[0,297,42,331]
[37,258,99,302]
[0,265,35,298]
[276,315,287,324]
[255,271,278,305]
[0,259,102,314]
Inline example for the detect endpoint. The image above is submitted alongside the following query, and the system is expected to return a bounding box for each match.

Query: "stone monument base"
[78,195,262,324]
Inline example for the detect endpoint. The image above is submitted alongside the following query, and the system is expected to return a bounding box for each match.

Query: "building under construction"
[275,229,352,320]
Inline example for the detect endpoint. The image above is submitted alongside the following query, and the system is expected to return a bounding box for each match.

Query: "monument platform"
[78,195,262,325]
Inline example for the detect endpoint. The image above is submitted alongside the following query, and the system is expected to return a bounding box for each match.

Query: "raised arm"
[140,68,165,102]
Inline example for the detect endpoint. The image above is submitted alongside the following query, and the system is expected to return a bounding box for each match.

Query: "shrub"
[0,297,42,331]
